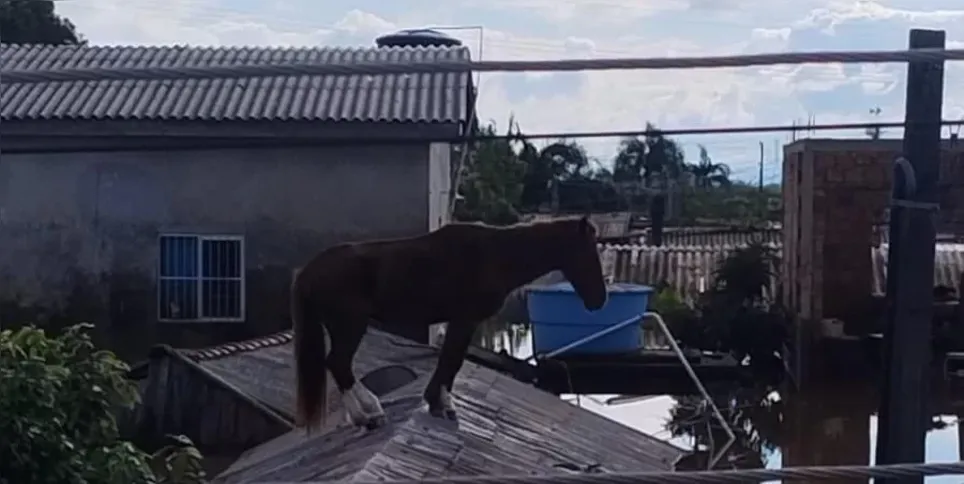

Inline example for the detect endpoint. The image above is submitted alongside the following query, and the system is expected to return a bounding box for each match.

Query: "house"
[782,138,964,326]
[0,33,474,359]
[127,328,686,480]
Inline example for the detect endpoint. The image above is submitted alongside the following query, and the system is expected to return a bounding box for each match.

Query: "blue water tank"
[375,29,463,48]
[527,282,653,355]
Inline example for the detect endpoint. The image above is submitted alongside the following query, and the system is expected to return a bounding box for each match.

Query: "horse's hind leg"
[326,318,385,429]
[424,321,477,421]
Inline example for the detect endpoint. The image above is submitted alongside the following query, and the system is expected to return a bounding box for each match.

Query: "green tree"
[679,181,781,224]
[687,145,731,189]
[455,119,526,225]
[519,139,593,210]
[612,136,647,183]
[0,323,204,484]
[611,124,687,184]
[0,0,84,45]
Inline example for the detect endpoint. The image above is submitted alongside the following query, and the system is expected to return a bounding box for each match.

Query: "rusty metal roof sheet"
[0,44,472,123]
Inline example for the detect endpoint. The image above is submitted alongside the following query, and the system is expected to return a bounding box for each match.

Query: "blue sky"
[58,0,964,183]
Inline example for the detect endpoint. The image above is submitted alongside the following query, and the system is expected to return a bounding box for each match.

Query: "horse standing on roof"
[291,216,608,431]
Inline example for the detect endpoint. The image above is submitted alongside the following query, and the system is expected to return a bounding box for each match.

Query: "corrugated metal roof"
[654,228,782,247]
[0,44,472,123]
[872,244,964,295]
[191,329,684,483]
[601,243,964,302]
[602,244,781,302]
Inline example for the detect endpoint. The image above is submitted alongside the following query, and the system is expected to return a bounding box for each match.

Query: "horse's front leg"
[424,321,477,421]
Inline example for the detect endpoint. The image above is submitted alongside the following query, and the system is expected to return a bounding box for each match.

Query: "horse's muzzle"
[583,295,607,311]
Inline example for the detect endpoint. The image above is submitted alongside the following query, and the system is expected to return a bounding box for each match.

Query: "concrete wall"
[782,139,964,330]
[0,140,433,360]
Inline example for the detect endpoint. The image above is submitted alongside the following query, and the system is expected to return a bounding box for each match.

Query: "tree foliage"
[455,119,527,225]
[0,323,204,484]
[456,117,780,224]
[0,0,84,45]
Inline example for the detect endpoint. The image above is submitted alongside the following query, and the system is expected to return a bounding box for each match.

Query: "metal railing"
[526,312,736,470]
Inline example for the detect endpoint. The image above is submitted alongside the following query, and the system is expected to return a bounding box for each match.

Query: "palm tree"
[612,123,687,184]
[539,140,592,180]
[610,124,688,215]
[643,125,687,182]
[688,145,732,189]
[519,139,593,211]
[613,136,647,183]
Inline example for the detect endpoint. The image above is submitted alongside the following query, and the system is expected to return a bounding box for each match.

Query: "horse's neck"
[492,225,564,292]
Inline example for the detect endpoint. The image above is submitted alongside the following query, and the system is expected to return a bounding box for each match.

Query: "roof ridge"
[0,43,471,55]
[180,330,294,362]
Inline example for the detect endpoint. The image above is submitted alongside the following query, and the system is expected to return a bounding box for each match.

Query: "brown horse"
[291,216,608,432]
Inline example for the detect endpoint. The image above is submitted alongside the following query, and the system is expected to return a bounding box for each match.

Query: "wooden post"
[875,29,945,482]
[650,193,665,246]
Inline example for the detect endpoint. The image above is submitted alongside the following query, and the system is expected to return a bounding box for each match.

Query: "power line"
[4,47,964,84]
[3,120,953,153]
[475,119,963,141]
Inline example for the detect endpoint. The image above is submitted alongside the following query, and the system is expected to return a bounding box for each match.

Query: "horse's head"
[559,216,608,311]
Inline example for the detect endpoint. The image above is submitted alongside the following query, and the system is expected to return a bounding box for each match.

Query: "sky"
[53,0,964,184]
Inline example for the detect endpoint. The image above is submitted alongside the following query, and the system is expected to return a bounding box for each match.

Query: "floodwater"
[477,324,964,484]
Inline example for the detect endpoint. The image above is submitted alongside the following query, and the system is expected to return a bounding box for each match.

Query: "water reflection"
[479,325,964,483]
[473,318,530,354]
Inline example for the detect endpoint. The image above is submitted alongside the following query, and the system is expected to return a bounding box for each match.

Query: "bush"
[0,323,204,484]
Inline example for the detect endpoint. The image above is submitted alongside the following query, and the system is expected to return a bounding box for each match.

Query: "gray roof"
[0,44,472,124]
[172,329,685,482]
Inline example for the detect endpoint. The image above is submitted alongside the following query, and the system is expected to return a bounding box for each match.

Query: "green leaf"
[0,323,206,484]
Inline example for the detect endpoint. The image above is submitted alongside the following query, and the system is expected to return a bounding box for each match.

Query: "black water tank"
[375,29,463,48]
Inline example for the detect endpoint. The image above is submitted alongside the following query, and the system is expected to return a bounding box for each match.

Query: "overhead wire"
[5,47,964,84]
[3,8,959,181]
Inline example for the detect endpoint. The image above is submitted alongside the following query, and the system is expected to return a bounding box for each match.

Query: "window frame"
[156,233,246,323]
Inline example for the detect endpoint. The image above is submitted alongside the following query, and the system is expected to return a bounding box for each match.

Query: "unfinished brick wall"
[782,139,964,327]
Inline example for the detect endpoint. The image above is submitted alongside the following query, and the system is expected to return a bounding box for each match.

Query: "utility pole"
[875,29,945,484]
[758,141,765,220]
[868,106,883,139]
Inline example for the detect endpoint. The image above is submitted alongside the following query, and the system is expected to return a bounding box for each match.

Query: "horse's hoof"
[428,406,458,421]
[365,415,386,430]
[428,406,446,419]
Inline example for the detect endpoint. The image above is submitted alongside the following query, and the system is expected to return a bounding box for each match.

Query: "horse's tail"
[292,272,327,432]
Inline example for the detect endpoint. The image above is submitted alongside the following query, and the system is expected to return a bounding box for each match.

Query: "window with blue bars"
[158,234,244,321]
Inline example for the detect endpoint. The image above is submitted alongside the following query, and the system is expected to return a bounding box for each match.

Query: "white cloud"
[752,28,792,41]
[458,0,690,25]
[794,0,964,33]
[333,9,397,36]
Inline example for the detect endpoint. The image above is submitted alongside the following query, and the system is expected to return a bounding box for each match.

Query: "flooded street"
[477,323,964,483]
